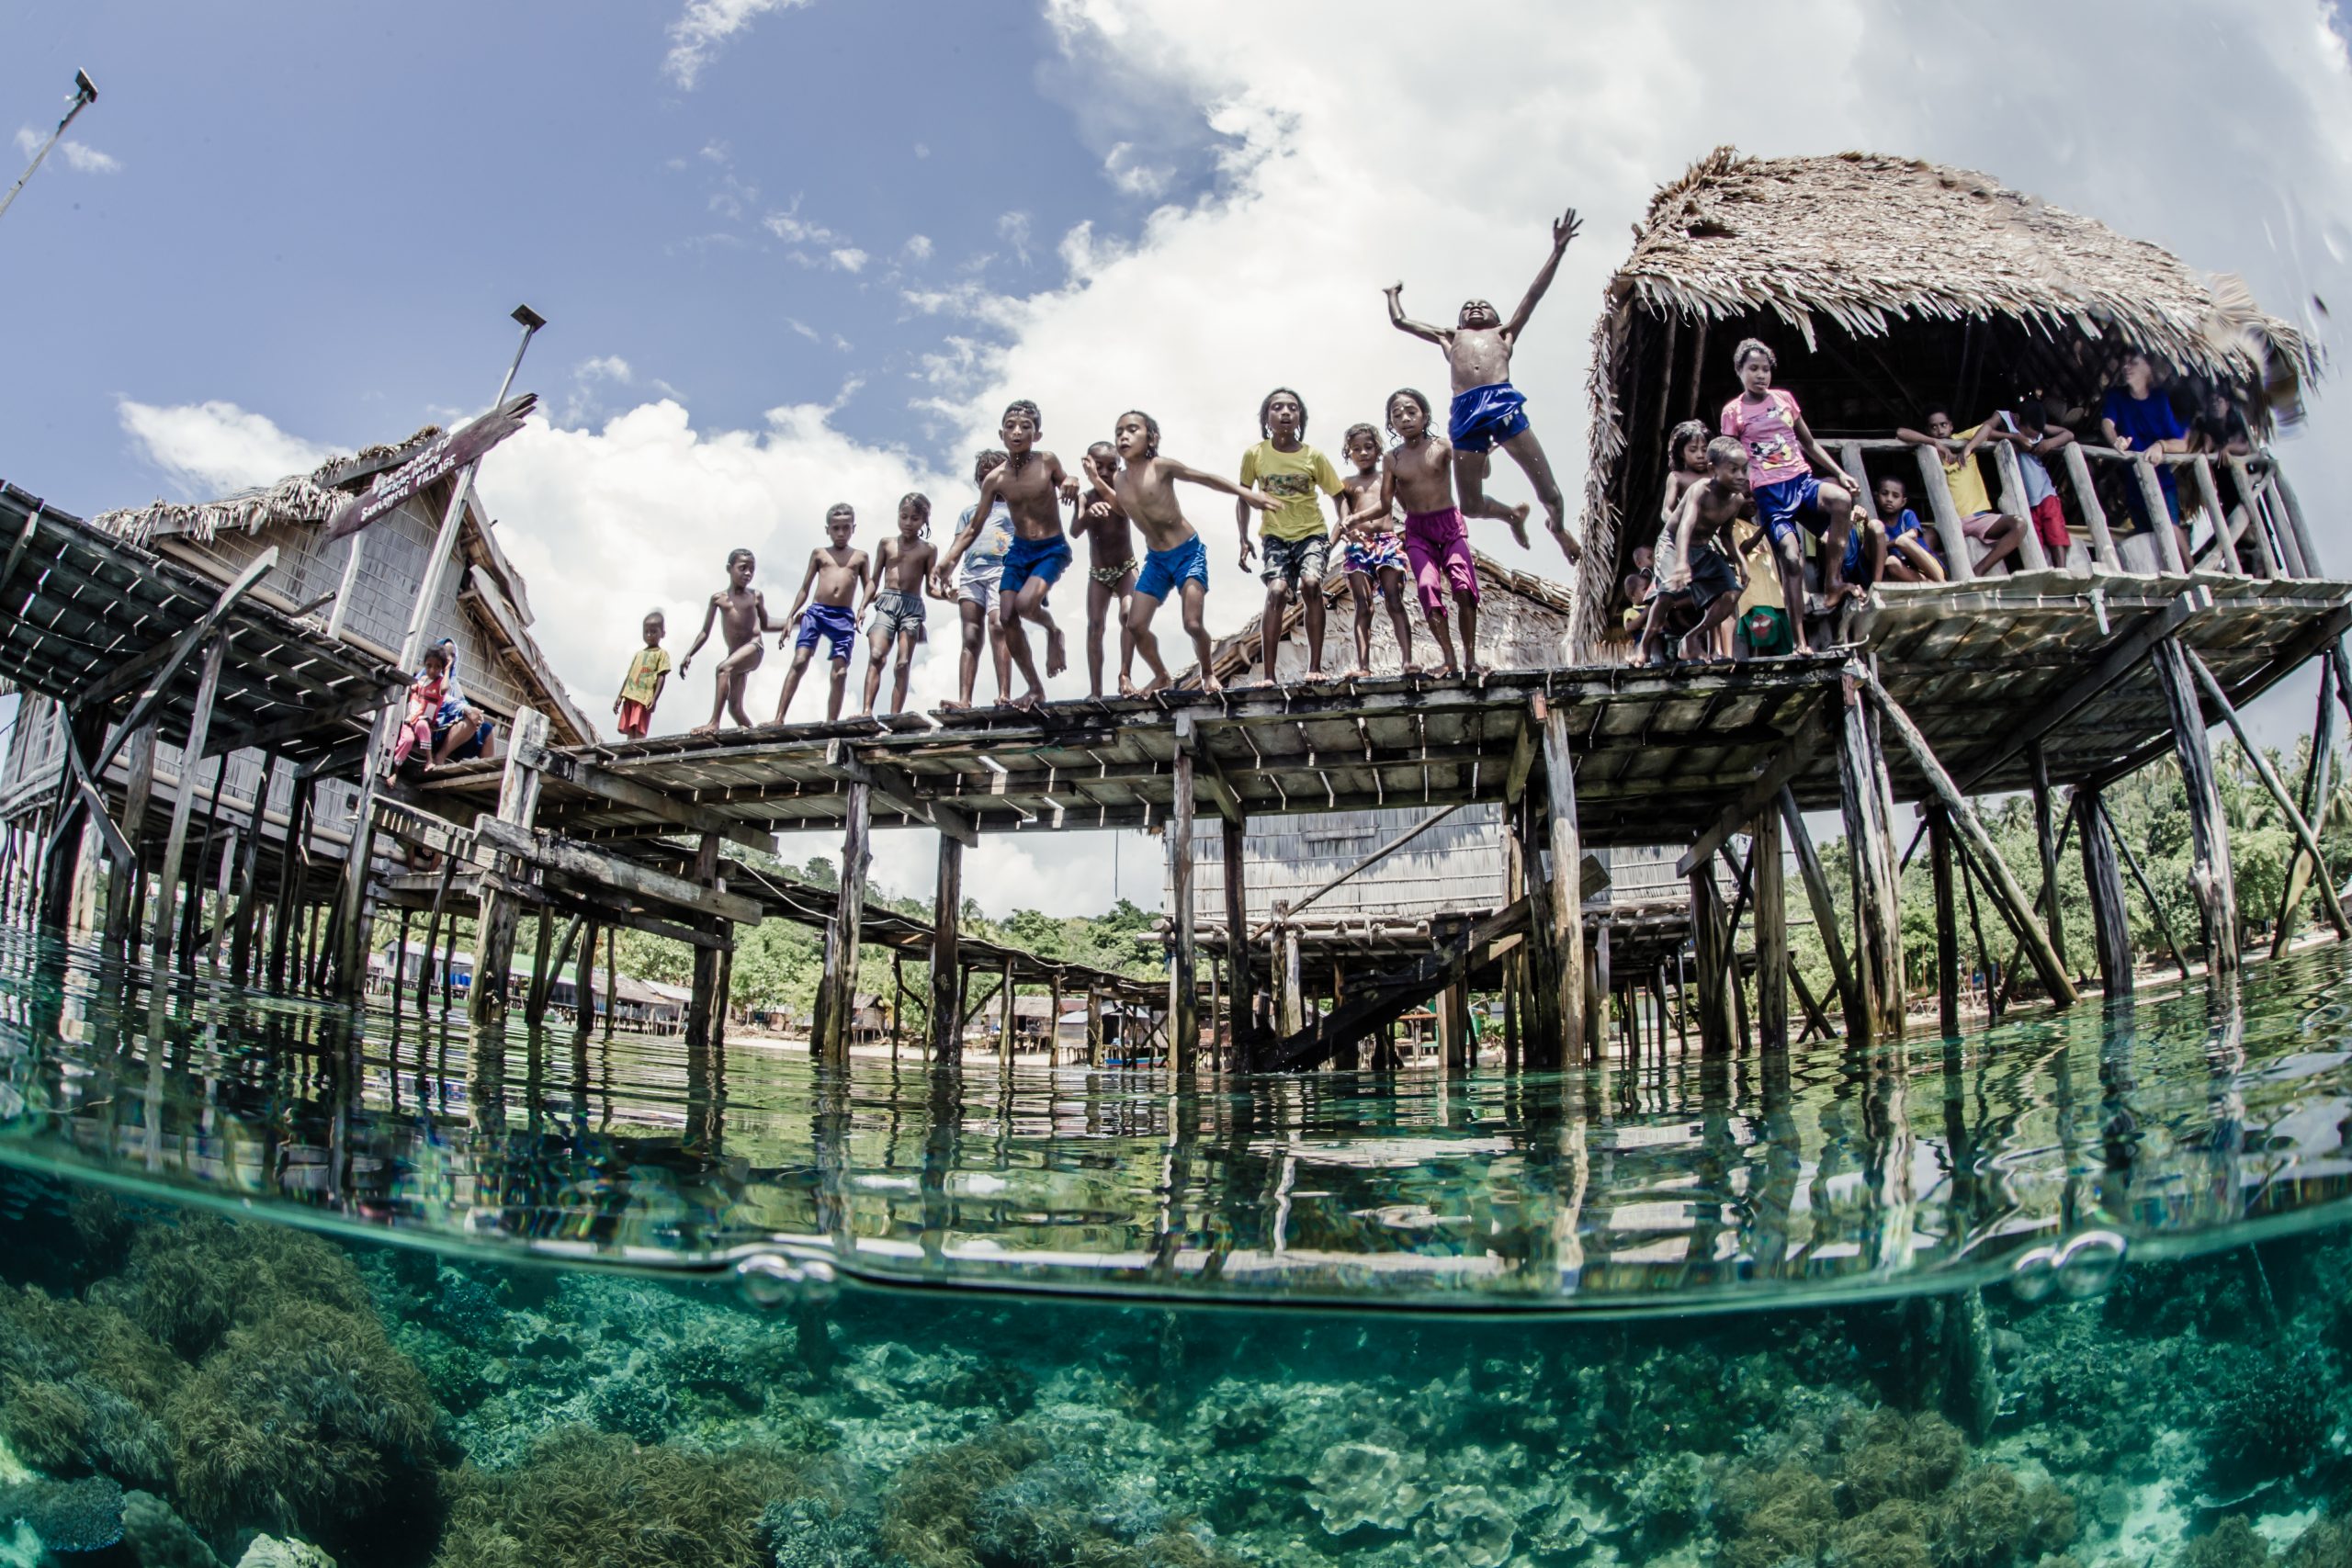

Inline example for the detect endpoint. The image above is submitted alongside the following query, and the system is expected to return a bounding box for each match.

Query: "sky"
[6,0,2352,917]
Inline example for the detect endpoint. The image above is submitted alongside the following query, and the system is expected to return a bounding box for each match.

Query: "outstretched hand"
[1384,281,1402,297]
[1552,208,1582,251]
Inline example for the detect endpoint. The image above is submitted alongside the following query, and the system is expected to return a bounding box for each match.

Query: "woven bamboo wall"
[1171,805,1510,923]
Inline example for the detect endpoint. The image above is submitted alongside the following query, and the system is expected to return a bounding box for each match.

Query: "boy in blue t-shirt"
[1874,475,1945,583]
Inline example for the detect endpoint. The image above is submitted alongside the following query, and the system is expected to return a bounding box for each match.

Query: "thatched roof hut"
[1573,146,2313,649]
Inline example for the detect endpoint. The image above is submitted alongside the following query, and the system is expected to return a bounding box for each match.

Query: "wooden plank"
[469,705,550,1025]
[1503,716,1535,807]
[69,547,283,717]
[825,741,978,846]
[471,815,760,923]
[1928,803,1960,1035]
[201,678,405,761]
[2190,456,2243,577]
[1752,805,1787,1052]
[1678,717,1821,875]
[931,835,964,1065]
[1169,713,1198,1074]
[1540,698,1585,1059]
[529,747,775,852]
[811,781,872,1068]
[1860,671,2078,1007]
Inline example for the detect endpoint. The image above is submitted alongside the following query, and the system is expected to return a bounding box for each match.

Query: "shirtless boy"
[774,503,869,725]
[680,547,779,735]
[1385,206,1584,562]
[861,492,938,717]
[1085,410,1277,697]
[935,400,1075,709]
[1653,437,1755,663]
[1335,421,1415,676]
[1352,389,1482,678]
[1073,439,1139,698]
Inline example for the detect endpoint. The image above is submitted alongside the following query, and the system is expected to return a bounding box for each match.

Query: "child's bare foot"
[1138,671,1171,696]
[1045,625,1068,677]
[689,721,720,737]
[1117,674,1138,697]
[1198,674,1221,696]
[939,698,968,712]
[1337,665,1368,680]
[1505,503,1532,550]
[1551,523,1582,564]
[1012,687,1045,712]
[1438,662,1462,679]
[1464,660,1483,681]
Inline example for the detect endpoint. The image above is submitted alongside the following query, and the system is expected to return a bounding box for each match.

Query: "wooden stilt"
[1780,786,1858,1028]
[575,919,597,1038]
[1752,807,1787,1052]
[1220,816,1250,1067]
[811,780,872,1068]
[1047,973,1062,1068]
[2153,637,2239,976]
[227,750,277,984]
[2102,795,2189,980]
[177,748,230,970]
[1833,685,1901,1038]
[38,709,106,937]
[1789,962,1835,1043]
[2184,646,2350,940]
[1539,697,1586,1064]
[686,835,720,1048]
[392,908,413,1020]
[1688,864,1736,1053]
[526,913,559,1028]
[267,773,311,992]
[469,708,549,1027]
[2075,788,2132,997]
[439,916,458,1011]
[998,958,1015,1068]
[1510,795,1561,1061]
[891,954,905,1060]
[2028,742,2070,971]
[1170,714,1199,1075]
[1085,987,1102,1068]
[1279,921,1303,1043]
[101,723,156,960]
[2275,655,2338,955]
[931,834,964,1066]
[1860,672,2078,1008]
[605,924,619,1041]
[150,637,226,971]
[1437,969,1464,1070]
[1928,804,1960,1037]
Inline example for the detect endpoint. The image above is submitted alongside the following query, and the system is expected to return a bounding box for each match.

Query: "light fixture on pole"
[0,70,98,225]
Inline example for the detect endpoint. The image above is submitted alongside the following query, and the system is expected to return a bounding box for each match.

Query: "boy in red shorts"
[613,609,671,739]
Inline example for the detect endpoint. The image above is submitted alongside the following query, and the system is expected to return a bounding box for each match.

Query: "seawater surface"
[0,940,2347,1566]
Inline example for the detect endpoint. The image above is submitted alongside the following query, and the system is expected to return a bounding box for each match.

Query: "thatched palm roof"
[1573,146,2312,648]
[95,425,444,546]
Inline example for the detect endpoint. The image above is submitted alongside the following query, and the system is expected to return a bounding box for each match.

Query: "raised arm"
[1385,283,1449,346]
[678,593,721,672]
[1174,459,1275,510]
[1502,207,1580,342]
[1894,423,1953,454]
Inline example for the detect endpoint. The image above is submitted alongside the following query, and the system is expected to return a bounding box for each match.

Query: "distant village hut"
[1573,147,2315,653]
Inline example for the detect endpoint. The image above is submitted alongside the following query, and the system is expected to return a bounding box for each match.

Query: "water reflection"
[0,934,2348,1311]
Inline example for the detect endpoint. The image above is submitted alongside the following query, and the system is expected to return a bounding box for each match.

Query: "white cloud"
[763,209,839,245]
[117,400,331,496]
[996,210,1035,265]
[1102,141,1170,198]
[14,127,118,174]
[575,355,633,384]
[663,0,810,87]
[786,317,821,343]
[828,246,869,273]
[903,234,933,261]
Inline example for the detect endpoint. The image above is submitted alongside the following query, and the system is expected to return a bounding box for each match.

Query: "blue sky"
[0,0,1222,502]
[7,0,2352,914]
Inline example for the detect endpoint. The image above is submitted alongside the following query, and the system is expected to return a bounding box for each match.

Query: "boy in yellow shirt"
[613,610,671,739]
[1236,388,1343,682]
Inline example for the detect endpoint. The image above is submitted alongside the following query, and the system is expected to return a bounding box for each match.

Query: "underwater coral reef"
[0,1171,2346,1568]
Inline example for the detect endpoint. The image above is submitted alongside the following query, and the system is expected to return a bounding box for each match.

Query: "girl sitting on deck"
[387,645,450,780]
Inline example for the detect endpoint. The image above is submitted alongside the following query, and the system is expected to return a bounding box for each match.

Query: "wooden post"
[891,954,905,1060]
[1539,697,1586,1060]
[1928,804,1961,1037]
[526,913,559,1027]
[686,834,721,1048]
[2075,788,2132,997]
[1991,439,2052,572]
[2268,463,2324,577]
[2227,455,2288,577]
[101,722,157,959]
[998,958,1015,1068]
[1169,714,1199,1076]
[1860,674,2079,1007]
[1752,808,1788,1051]
[176,750,231,969]
[390,908,412,1018]
[469,707,548,1026]
[2103,796,2190,980]
[1437,969,1464,1070]
[1780,787,1859,1028]
[2028,741,2069,972]
[1587,920,1611,1061]
[2153,637,2238,977]
[1085,988,1102,1067]
[1047,974,1062,1068]
[2185,646,2349,940]
[1835,682,1904,1039]
[575,919,598,1038]
[440,915,458,1010]
[1220,816,1250,1067]
[151,638,226,972]
[811,780,873,1068]
[268,773,311,993]
[1688,864,1735,1054]
[2276,657,2338,955]
[2134,457,2188,574]
[2060,442,2121,569]
[931,834,964,1066]
[1913,445,1977,581]
[605,924,619,1040]
[1279,921,1304,1041]
[227,750,277,983]
[2189,456,2244,576]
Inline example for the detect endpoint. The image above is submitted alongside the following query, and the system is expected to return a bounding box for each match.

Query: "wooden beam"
[470,817,760,923]
[1169,713,1199,1075]
[931,835,964,1065]
[1503,716,1536,807]
[2275,654,2338,955]
[824,741,978,846]
[1779,785,1858,1024]
[1220,815,1252,1068]
[1833,681,1903,1039]
[68,547,282,717]
[2132,456,2188,573]
[1752,806,1787,1052]
[1928,803,1960,1036]
[2189,456,2243,576]
[1858,671,2078,1008]
[150,637,226,971]
[100,722,155,958]
[2184,645,2350,939]
[2075,789,2132,998]
[514,744,779,856]
[2153,637,2238,976]
[811,780,872,1069]
[1250,800,1466,940]
[2028,742,2069,971]
[227,750,278,982]
[2059,440,2120,568]
[1678,718,1821,875]
[200,678,401,760]
[2102,794,2190,980]
[1539,697,1586,1058]
[469,706,550,1027]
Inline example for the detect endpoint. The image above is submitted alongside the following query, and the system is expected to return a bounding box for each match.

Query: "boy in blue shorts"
[1873,474,1945,583]
[1384,207,1584,562]
[1720,338,1862,648]
[1087,410,1277,696]
[773,503,867,725]
[937,400,1077,709]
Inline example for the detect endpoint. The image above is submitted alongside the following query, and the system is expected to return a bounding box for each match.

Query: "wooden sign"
[323,392,537,543]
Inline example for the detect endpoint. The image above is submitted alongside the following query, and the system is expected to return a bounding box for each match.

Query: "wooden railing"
[1833,437,2321,583]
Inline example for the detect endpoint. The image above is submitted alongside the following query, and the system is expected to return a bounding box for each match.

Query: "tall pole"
[0,71,97,225]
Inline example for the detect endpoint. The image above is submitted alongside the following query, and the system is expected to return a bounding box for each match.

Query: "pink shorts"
[1402,507,1479,615]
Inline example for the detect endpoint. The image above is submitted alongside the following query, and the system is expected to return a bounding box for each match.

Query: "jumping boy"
[1336,420,1415,676]
[1086,409,1277,696]
[933,449,1015,710]
[1073,439,1139,698]
[773,503,868,725]
[681,547,778,735]
[1385,206,1584,562]
[861,492,937,717]
[936,400,1075,710]
[613,609,671,739]
[1356,388,1483,678]
[1654,437,1756,663]
[1236,389,1344,683]
[1721,338,1862,647]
